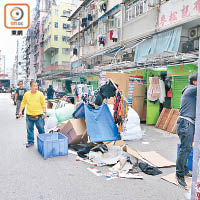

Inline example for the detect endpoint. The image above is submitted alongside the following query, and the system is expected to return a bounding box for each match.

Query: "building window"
[63,23,67,29]
[54,35,58,41]
[55,9,58,16]
[110,12,121,29]
[62,48,70,54]
[54,22,58,28]
[63,10,71,17]
[62,36,67,42]
[63,23,70,29]
[72,20,77,29]
[126,0,147,22]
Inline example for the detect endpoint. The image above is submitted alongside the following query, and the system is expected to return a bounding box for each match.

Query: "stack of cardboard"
[60,118,87,145]
[132,82,146,121]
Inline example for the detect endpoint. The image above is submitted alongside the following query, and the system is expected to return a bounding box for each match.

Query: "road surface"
[0,93,187,200]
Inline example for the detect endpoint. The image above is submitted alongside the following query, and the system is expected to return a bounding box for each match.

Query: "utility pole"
[78,14,80,69]
[191,38,200,199]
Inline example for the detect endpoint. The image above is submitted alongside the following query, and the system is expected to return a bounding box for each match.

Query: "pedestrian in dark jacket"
[47,85,55,100]
[176,73,198,188]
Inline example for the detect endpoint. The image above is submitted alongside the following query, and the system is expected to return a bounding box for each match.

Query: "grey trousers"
[16,100,24,115]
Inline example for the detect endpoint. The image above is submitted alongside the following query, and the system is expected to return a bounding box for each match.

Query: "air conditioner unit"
[182,41,194,53]
[189,28,198,39]
[197,27,200,37]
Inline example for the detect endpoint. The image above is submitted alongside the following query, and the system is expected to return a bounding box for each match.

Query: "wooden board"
[166,109,179,134]
[156,108,170,129]
[156,108,178,134]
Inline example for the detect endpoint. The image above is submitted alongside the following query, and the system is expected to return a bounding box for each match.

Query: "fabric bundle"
[147,77,161,102]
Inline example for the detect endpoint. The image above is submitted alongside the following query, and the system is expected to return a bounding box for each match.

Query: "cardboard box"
[141,103,147,121]
[47,100,53,109]
[133,83,146,97]
[60,118,87,145]
[60,120,69,130]
[132,97,145,120]
[106,72,129,98]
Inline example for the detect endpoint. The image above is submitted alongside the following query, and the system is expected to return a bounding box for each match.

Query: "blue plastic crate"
[37,133,68,159]
[177,144,200,171]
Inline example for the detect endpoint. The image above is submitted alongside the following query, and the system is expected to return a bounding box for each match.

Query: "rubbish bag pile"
[43,79,175,181]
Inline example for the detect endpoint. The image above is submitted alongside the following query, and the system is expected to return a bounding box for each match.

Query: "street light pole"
[78,14,80,69]
[191,37,200,199]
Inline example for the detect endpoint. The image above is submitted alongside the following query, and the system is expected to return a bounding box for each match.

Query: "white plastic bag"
[46,116,58,130]
[121,108,143,141]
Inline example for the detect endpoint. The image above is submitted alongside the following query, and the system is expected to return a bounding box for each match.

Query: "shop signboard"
[167,64,198,76]
[159,0,200,29]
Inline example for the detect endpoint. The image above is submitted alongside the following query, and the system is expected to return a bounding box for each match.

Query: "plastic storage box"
[37,133,68,159]
[177,144,200,171]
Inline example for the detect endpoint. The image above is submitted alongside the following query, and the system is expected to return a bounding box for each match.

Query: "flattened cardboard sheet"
[139,151,176,168]
[124,146,175,168]
[161,173,191,190]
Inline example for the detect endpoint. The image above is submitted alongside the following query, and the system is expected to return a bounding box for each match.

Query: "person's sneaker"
[185,171,192,177]
[176,175,187,188]
[16,115,19,119]
[26,143,34,148]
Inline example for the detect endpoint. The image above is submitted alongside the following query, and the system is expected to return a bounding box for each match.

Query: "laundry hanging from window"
[88,14,93,21]
[99,0,107,12]
[73,48,78,56]
[98,35,106,47]
[112,30,118,42]
[110,30,113,40]
[81,18,88,28]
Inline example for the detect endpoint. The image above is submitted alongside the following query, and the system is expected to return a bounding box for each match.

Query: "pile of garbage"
[43,79,175,181]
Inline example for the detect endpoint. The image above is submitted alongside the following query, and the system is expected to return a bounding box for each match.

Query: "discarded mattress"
[84,104,121,142]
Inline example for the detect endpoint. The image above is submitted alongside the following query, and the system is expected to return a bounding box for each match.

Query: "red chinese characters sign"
[167,64,198,76]
[159,0,200,28]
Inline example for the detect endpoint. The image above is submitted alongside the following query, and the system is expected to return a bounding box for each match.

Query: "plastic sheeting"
[55,104,75,125]
[121,108,143,141]
[46,116,58,130]
[84,104,121,142]
[134,26,182,62]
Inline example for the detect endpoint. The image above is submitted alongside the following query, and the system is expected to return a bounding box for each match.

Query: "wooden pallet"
[156,108,179,134]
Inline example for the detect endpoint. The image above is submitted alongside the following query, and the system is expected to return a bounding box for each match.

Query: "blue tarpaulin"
[84,104,121,143]
[134,26,182,62]
[73,103,85,119]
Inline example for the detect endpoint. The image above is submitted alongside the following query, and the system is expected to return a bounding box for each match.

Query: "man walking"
[47,85,55,100]
[15,81,27,119]
[176,73,197,187]
[18,80,47,148]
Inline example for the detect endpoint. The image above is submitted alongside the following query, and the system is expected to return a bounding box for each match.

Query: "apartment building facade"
[69,0,200,71]
[24,0,50,85]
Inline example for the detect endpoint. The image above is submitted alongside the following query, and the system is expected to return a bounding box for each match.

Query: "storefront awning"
[134,26,182,62]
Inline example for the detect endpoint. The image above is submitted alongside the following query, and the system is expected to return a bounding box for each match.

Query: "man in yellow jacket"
[19,80,47,148]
